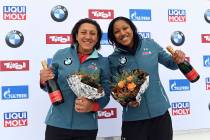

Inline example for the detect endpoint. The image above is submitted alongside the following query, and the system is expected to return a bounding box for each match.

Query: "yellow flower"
[118,80,126,88]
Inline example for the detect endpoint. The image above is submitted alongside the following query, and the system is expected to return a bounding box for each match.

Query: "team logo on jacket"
[119,56,127,65]
[88,62,98,70]
[64,57,72,65]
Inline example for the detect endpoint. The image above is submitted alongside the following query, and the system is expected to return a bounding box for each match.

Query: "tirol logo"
[171,102,190,116]
[203,55,210,67]
[0,60,29,71]
[101,33,109,45]
[205,77,210,90]
[97,108,117,119]
[204,9,210,23]
[5,30,24,48]
[2,85,29,100]
[4,111,28,127]
[169,79,190,91]
[201,34,210,43]
[51,5,68,22]
[46,34,72,44]
[138,32,151,38]
[171,31,185,46]
[3,6,26,20]
[129,9,151,21]
[88,9,114,19]
[168,9,186,22]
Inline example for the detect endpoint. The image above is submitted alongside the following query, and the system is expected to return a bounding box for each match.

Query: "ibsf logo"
[203,55,210,67]
[171,102,190,116]
[2,85,29,100]
[171,31,185,46]
[138,32,151,38]
[204,9,210,23]
[88,9,114,19]
[3,6,26,20]
[5,30,24,48]
[201,34,210,43]
[46,34,72,44]
[51,5,68,22]
[169,79,190,91]
[0,60,29,71]
[97,108,117,119]
[205,77,210,90]
[4,111,28,127]
[129,9,151,21]
[168,9,186,22]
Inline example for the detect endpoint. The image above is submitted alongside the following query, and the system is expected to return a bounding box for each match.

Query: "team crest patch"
[119,56,127,65]
[64,57,72,65]
[88,62,98,70]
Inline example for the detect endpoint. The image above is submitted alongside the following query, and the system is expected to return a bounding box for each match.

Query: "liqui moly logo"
[88,9,114,19]
[171,102,190,116]
[138,32,151,38]
[3,6,26,20]
[101,33,109,45]
[97,108,117,119]
[0,60,29,71]
[168,9,186,22]
[205,77,210,90]
[46,34,72,44]
[201,34,210,43]
[4,111,28,127]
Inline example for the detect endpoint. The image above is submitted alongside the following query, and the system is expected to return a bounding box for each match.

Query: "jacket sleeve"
[95,57,111,110]
[150,39,179,70]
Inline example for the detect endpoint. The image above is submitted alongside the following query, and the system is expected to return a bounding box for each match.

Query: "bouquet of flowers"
[111,69,149,107]
[66,71,105,100]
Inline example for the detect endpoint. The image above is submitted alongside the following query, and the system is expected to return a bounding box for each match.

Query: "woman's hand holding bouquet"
[111,69,149,107]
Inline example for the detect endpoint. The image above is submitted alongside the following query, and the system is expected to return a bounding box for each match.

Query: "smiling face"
[76,23,98,54]
[113,20,134,48]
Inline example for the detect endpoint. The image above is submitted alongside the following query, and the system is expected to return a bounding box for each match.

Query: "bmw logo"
[64,57,72,65]
[170,31,185,46]
[119,56,127,65]
[51,5,68,22]
[5,30,24,48]
[204,9,210,23]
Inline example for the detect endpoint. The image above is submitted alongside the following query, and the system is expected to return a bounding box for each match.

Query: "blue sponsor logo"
[129,9,151,21]
[203,55,210,67]
[169,79,190,91]
[101,33,109,45]
[47,58,52,66]
[138,32,151,38]
[2,85,29,100]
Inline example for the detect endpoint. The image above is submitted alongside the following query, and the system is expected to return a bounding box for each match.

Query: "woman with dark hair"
[40,18,111,140]
[108,16,186,140]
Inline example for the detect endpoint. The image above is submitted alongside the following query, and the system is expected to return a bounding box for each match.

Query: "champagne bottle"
[41,60,64,105]
[166,46,200,83]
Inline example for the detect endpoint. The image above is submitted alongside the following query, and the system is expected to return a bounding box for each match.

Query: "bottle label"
[185,68,199,81]
[49,90,63,103]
